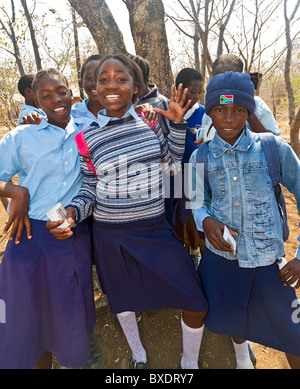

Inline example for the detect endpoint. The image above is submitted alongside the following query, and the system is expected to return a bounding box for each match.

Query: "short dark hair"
[212,54,244,73]
[175,68,203,90]
[80,54,102,81]
[96,54,144,102]
[32,68,69,94]
[129,55,150,84]
[18,74,35,96]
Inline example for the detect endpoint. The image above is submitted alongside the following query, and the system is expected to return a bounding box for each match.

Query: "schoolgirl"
[190,71,300,368]
[0,68,96,369]
[51,54,208,369]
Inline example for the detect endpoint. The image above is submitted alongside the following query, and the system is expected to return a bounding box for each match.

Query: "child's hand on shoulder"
[21,111,44,125]
[46,207,76,240]
[279,258,300,289]
[203,217,238,253]
[153,84,191,123]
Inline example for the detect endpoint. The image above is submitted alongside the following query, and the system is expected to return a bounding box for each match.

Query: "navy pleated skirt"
[93,215,208,314]
[198,248,300,357]
[0,219,96,369]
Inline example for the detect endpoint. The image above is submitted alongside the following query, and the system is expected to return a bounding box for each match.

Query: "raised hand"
[153,84,191,123]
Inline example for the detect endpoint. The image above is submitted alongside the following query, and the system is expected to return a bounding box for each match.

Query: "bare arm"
[0,181,31,244]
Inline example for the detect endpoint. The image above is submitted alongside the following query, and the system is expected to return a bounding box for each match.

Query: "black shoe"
[85,331,104,369]
[129,356,148,369]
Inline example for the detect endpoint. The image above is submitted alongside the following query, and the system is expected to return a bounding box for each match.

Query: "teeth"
[223,128,233,131]
[54,107,65,112]
[106,94,119,99]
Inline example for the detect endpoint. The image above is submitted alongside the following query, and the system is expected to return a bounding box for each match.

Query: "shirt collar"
[211,127,253,158]
[184,103,199,120]
[97,105,139,128]
[36,115,82,139]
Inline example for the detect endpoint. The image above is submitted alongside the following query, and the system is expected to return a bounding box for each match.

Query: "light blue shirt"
[71,98,99,124]
[0,116,88,221]
[189,129,300,268]
[17,104,45,126]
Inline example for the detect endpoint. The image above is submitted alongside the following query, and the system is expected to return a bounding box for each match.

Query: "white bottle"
[277,258,298,288]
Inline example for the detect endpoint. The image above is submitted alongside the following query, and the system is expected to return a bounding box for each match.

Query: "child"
[49,54,208,369]
[71,54,103,120]
[198,54,280,142]
[0,68,96,369]
[17,73,45,126]
[190,71,300,368]
[172,68,205,268]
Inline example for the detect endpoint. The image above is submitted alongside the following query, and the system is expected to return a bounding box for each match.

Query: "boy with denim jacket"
[190,71,300,368]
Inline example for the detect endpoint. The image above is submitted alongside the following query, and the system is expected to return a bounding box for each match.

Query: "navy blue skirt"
[198,248,300,357]
[93,215,208,314]
[0,219,96,369]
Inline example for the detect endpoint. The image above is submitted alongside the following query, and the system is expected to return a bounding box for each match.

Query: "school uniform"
[190,127,300,356]
[70,106,208,315]
[0,117,96,368]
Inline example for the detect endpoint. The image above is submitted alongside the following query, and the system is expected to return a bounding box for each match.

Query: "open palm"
[153,84,191,123]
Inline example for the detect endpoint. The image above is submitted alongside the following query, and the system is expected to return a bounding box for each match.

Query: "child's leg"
[232,336,255,369]
[186,216,200,251]
[116,311,147,364]
[180,310,206,369]
[34,351,52,369]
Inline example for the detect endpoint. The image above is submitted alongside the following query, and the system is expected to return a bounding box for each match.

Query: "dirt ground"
[0,123,299,370]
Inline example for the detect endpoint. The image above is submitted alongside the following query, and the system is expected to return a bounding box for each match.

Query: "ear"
[69,89,73,98]
[34,96,40,108]
[133,85,139,96]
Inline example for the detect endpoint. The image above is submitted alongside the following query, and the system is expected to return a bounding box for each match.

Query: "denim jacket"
[189,128,300,268]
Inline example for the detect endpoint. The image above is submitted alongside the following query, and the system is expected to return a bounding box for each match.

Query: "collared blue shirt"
[71,98,98,125]
[189,128,300,268]
[0,116,88,221]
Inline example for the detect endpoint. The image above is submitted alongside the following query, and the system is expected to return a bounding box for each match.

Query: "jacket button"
[233,176,237,181]
[234,202,239,207]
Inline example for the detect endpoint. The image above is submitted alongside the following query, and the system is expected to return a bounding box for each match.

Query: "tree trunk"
[68,0,127,55]
[20,0,42,70]
[290,107,300,158]
[124,0,173,96]
[71,7,84,101]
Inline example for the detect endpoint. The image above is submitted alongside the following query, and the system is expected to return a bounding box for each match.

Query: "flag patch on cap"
[220,95,234,104]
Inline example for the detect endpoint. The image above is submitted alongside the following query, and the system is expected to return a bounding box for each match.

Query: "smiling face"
[209,104,248,145]
[96,58,138,118]
[35,75,72,129]
[82,59,99,102]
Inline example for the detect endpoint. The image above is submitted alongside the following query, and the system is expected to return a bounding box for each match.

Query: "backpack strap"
[196,140,211,196]
[74,131,98,178]
[258,132,289,241]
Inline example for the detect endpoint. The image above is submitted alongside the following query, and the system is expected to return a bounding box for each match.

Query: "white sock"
[232,339,254,368]
[180,317,204,369]
[232,340,250,361]
[116,311,147,363]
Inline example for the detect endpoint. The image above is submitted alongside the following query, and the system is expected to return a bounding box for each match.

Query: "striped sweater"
[70,113,187,224]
